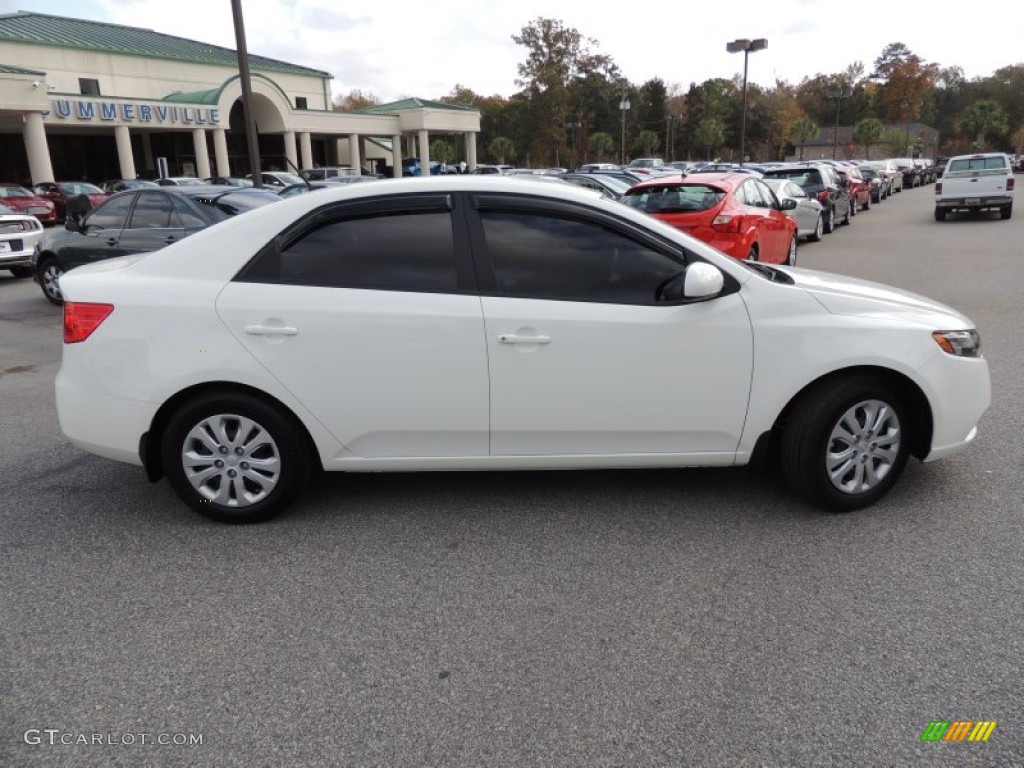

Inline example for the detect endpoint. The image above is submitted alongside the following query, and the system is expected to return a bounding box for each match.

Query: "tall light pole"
[619,93,630,165]
[826,84,851,159]
[726,37,767,163]
[230,0,262,186]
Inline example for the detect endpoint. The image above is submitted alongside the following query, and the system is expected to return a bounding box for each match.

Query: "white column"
[392,134,403,177]
[348,134,361,173]
[23,112,54,184]
[213,128,230,177]
[418,129,430,175]
[115,125,137,181]
[283,130,297,172]
[465,132,477,172]
[141,132,154,174]
[191,128,210,179]
[335,138,346,166]
[299,132,313,170]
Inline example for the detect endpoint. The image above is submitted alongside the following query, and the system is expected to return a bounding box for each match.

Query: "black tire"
[851,196,858,216]
[8,265,33,278]
[863,194,870,211]
[785,236,797,266]
[934,207,947,221]
[161,392,310,523]
[37,257,64,305]
[809,212,824,242]
[780,374,911,512]
[841,201,852,226]
[1001,204,1012,220]
[823,206,835,234]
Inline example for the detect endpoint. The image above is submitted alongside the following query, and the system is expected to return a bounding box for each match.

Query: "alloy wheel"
[180,414,282,508]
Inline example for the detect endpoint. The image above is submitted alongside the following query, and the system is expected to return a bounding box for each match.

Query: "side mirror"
[781,198,798,210]
[683,262,724,300]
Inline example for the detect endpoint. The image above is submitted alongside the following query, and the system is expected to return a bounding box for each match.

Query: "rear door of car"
[60,192,136,270]
[467,193,753,457]
[217,193,490,459]
[115,190,187,255]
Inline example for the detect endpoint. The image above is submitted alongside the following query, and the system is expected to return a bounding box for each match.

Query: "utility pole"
[231,0,262,186]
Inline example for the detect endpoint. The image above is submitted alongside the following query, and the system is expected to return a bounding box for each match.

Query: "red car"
[32,181,108,221]
[623,173,799,265]
[837,168,871,213]
[0,184,57,224]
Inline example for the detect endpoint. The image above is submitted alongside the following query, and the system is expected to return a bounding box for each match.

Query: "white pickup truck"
[934,152,1014,220]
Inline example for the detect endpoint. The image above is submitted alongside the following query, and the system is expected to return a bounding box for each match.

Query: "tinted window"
[480,211,683,304]
[170,195,210,228]
[623,184,725,213]
[948,156,1008,172]
[755,180,780,208]
[128,191,176,229]
[741,180,765,207]
[270,211,457,292]
[86,194,135,231]
[191,190,281,217]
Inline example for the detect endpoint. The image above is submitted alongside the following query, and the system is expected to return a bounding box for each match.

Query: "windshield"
[623,184,726,213]
[0,186,33,197]
[59,182,104,195]
[190,189,282,219]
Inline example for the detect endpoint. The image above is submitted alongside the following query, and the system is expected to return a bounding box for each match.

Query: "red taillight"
[817,190,830,202]
[1007,177,1015,192]
[64,302,114,343]
[935,181,942,194]
[711,214,741,233]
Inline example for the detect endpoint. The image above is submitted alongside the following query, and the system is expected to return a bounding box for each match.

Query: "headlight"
[932,329,981,357]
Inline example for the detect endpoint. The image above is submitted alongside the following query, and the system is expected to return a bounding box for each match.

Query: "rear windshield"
[948,156,1008,172]
[763,170,822,187]
[0,186,33,197]
[623,185,725,213]
[59,182,103,195]
[189,189,281,220]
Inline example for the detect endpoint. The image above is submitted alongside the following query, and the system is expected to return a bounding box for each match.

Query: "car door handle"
[106,237,117,246]
[497,333,551,345]
[164,236,177,244]
[245,325,299,336]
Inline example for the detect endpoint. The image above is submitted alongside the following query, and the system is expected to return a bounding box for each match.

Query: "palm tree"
[788,117,819,161]
[852,118,883,160]
[694,118,725,161]
[637,130,661,157]
[488,136,515,165]
[588,132,615,162]
[958,100,1009,150]
[430,140,454,166]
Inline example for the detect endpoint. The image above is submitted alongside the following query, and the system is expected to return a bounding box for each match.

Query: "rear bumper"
[935,197,1012,210]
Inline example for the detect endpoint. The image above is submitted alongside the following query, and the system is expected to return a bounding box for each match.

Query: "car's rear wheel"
[851,196,858,216]
[785,236,797,266]
[1001,204,1013,220]
[823,207,835,234]
[161,393,309,523]
[8,266,32,278]
[934,207,947,221]
[809,213,824,242]
[38,257,64,305]
[842,202,852,226]
[863,194,871,211]
[780,374,911,511]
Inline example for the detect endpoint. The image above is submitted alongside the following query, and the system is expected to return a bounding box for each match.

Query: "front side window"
[128,192,177,229]
[246,210,458,293]
[86,194,135,231]
[480,211,684,304]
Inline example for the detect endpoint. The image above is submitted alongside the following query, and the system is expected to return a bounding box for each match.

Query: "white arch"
[215,75,291,133]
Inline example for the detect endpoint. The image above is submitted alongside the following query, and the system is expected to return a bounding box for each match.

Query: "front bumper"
[917,353,991,462]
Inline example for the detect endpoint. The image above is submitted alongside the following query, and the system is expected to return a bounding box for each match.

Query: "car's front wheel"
[780,374,911,512]
[38,257,64,305]
[161,393,310,523]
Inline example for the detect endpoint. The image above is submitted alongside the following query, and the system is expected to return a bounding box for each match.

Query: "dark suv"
[762,164,852,233]
[32,186,280,304]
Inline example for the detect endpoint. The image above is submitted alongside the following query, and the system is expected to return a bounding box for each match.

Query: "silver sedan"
[763,178,825,242]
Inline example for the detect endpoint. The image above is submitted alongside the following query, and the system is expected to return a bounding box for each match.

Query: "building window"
[295,96,307,110]
[79,78,101,96]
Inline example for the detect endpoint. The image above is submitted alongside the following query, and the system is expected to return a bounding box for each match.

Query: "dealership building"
[0,10,481,184]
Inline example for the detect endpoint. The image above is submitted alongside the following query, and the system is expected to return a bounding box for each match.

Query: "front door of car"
[467,197,754,457]
[115,191,187,255]
[216,194,490,459]
[61,192,136,270]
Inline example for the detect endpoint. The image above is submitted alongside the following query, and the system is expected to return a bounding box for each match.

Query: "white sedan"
[0,203,44,278]
[55,177,991,523]
[762,178,825,242]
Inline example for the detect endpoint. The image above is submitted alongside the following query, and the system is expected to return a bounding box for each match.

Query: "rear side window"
[245,211,457,292]
[623,185,725,213]
[86,194,135,231]
[128,192,176,229]
[948,157,1008,172]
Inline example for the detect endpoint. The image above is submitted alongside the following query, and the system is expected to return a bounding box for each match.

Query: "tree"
[637,130,660,156]
[694,117,725,160]
[488,136,515,164]
[789,117,819,160]
[588,131,614,161]
[880,127,909,157]
[1012,123,1024,154]
[853,117,883,159]
[430,140,454,165]
[333,88,380,111]
[958,99,1009,149]
[869,43,938,124]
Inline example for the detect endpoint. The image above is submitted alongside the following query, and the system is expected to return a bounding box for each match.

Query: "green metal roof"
[0,11,331,78]
[355,97,476,115]
[0,62,45,75]
[162,88,220,105]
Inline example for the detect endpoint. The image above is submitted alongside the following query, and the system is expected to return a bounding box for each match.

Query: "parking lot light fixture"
[619,95,630,165]
[727,38,767,162]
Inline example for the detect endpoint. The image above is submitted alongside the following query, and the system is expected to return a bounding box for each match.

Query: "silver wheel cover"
[43,264,63,301]
[181,414,281,507]
[826,399,901,494]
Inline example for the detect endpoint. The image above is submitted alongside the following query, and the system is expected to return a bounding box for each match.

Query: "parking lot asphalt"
[2,184,1022,767]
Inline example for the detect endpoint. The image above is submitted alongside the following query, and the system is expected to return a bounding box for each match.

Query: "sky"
[5,0,1023,103]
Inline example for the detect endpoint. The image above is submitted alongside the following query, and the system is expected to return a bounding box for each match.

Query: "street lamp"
[726,37,767,163]
[619,94,630,165]
[826,83,851,159]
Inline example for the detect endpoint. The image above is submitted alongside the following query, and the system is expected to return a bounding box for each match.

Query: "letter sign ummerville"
[48,99,220,125]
